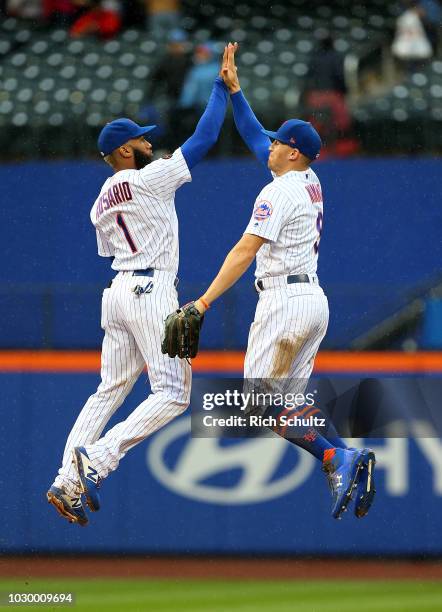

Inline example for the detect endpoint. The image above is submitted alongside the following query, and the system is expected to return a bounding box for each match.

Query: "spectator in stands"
[175,42,220,144]
[7,0,42,18]
[121,0,145,28]
[143,28,191,149]
[178,43,220,110]
[146,29,191,103]
[69,0,122,39]
[307,34,347,96]
[303,35,356,157]
[145,0,180,38]
[418,0,442,52]
[392,1,433,72]
[43,0,80,25]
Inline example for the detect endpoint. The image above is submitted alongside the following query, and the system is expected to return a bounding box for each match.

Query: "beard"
[133,148,153,170]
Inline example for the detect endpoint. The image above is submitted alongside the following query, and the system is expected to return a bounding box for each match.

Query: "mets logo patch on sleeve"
[253,200,273,221]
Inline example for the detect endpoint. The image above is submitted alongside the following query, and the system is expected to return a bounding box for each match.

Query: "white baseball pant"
[244,277,329,393]
[53,270,191,495]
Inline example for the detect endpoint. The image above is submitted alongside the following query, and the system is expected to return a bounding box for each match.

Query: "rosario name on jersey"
[244,168,324,278]
[91,148,191,273]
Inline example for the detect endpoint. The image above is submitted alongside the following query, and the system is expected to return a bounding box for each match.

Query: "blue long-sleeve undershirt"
[181,77,229,170]
[230,89,271,167]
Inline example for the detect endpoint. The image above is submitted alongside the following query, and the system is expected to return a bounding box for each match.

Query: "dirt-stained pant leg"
[243,284,329,416]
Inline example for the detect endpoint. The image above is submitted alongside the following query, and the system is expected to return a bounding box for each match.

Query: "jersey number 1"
[116,213,138,253]
[314,211,323,254]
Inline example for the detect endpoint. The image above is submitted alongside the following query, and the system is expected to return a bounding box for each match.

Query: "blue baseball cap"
[261,119,322,160]
[98,118,156,157]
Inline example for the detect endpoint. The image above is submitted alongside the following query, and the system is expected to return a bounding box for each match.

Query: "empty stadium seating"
[0,1,440,157]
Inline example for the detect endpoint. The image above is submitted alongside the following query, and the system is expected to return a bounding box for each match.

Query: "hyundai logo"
[147,417,315,504]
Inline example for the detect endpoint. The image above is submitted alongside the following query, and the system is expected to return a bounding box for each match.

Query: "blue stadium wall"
[1,157,441,349]
[0,374,442,555]
[2,371,442,555]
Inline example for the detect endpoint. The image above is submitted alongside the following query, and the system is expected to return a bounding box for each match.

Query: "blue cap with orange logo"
[261,119,321,160]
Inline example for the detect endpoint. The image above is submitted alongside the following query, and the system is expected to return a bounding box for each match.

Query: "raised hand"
[221,42,240,94]
[219,44,228,79]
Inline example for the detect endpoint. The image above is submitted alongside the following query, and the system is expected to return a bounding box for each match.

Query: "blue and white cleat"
[46,485,88,526]
[354,449,376,518]
[72,447,101,512]
[322,448,366,519]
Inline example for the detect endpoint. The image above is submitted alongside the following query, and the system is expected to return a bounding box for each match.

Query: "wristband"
[199,297,210,310]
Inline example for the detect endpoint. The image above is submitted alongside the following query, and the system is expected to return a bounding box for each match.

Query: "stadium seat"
[50,29,68,44]
[122,29,141,43]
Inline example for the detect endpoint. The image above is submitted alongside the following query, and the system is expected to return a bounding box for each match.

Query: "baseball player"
[182,44,376,519]
[46,48,231,526]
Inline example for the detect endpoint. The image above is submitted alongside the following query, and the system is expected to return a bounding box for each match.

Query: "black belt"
[256,274,311,291]
[133,268,154,277]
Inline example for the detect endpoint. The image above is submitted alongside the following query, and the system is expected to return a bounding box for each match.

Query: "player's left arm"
[180,47,229,170]
[194,233,266,311]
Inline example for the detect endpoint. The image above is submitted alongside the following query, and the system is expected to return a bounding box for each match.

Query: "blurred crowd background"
[0,0,441,158]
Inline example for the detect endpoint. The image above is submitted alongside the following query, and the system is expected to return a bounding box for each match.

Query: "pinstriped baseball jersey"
[243,166,328,388]
[244,168,323,278]
[91,148,191,273]
[52,148,193,498]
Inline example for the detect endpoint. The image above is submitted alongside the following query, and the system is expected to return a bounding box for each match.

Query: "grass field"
[1,579,442,611]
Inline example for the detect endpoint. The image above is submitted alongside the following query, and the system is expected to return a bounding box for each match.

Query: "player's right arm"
[222,43,271,167]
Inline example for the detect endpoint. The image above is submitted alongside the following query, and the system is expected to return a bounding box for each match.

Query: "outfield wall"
[2,352,442,556]
[1,158,441,349]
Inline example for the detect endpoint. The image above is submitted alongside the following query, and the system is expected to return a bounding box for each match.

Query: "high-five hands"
[221,42,240,94]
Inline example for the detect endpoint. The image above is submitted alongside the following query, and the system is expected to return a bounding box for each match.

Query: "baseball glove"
[161,302,204,359]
